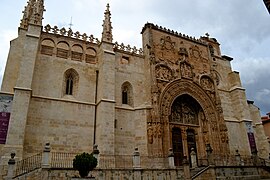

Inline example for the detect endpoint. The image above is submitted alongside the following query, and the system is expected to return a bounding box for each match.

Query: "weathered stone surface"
[0,3,269,179]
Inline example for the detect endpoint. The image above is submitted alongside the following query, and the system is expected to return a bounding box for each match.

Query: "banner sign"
[245,122,257,153]
[0,94,13,144]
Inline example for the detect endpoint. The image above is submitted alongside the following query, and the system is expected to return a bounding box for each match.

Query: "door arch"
[159,79,229,160]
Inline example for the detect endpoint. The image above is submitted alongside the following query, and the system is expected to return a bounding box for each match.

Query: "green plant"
[73,152,97,178]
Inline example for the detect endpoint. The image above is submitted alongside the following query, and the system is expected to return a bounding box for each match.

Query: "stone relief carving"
[171,102,197,125]
[200,76,215,100]
[211,70,221,86]
[153,36,178,65]
[155,64,173,81]
[199,110,208,133]
[161,36,175,50]
[180,61,193,79]
[200,76,214,91]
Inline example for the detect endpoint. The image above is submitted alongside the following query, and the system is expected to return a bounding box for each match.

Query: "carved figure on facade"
[182,104,196,124]
[170,97,198,125]
[155,64,173,81]
[199,110,208,133]
[200,76,216,101]
[180,61,194,79]
[211,70,221,86]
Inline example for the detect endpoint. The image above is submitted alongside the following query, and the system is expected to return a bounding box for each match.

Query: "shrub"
[73,152,97,178]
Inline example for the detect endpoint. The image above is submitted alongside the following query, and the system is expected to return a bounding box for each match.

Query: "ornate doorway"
[170,94,201,166]
[157,79,229,164]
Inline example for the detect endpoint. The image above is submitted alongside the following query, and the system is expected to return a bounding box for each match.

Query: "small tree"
[73,152,97,178]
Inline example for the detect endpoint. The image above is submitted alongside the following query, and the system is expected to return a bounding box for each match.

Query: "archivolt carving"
[200,76,214,91]
[211,70,221,86]
[159,79,230,154]
[200,76,215,100]
[159,79,217,123]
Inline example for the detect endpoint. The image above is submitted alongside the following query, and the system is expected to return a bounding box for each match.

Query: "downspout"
[93,70,99,145]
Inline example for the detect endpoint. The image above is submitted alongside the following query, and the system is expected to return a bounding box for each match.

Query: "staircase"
[191,166,211,179]
[13,152,42,178]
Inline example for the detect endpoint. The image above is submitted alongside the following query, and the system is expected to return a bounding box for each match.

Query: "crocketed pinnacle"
[20,0,45,29]
[102,3,113,43]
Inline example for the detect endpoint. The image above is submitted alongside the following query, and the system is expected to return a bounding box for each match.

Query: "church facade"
[0,0,269,170]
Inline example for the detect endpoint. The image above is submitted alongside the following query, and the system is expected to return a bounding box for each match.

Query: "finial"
[68,17,73,29]
[205,32,210,38]
[20,0,45,29]
[102,3,113,43]
[106,3,110,12]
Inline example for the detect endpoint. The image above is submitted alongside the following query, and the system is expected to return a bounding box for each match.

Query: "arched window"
[63,69,79,96]
[121,82,133,106]
[65,74,74,95]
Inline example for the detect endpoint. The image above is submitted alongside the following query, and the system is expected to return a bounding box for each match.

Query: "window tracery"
[63,69,79,97]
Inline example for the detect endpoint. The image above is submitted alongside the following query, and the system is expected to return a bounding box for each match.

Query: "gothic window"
[63,69,79,96]
[121,82,133,106]
[65,74,73,95]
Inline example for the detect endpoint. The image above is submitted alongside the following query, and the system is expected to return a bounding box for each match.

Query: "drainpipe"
[93,70,99,145]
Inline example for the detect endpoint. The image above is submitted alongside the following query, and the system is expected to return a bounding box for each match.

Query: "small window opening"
[66,75,73,95]
[121,56,129,64]
[122,88,128,104]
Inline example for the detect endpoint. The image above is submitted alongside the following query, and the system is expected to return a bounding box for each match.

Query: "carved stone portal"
[155,79,230,158]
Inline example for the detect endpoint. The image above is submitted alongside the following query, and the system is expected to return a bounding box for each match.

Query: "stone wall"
[24,97,95,156]
[11,168,185,180]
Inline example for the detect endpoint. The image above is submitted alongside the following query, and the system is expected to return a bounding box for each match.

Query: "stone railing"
[3,143,269,179]
[14,152,42,178]
[43,24,100,44]
[114,42,143,56]
[51,152,78,169]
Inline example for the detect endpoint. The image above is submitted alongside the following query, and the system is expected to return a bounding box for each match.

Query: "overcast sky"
[0,0,269,116]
